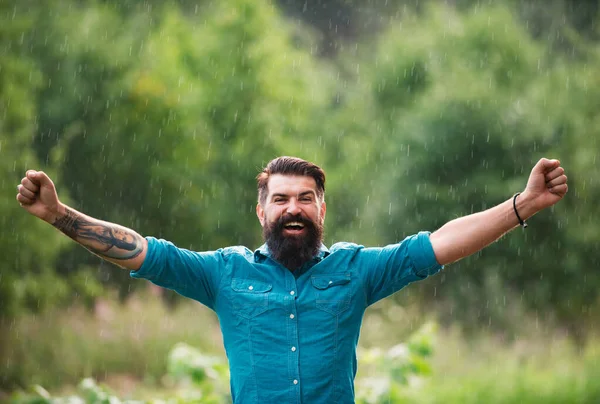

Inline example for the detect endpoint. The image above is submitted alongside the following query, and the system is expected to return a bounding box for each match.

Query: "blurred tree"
[0,0,70,387]
[348,3,600,337]
[275,0,600,57]
[29,0,332,301]
[0,0,598,355]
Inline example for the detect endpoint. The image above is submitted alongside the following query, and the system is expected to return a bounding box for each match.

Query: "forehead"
[266,174,318,197]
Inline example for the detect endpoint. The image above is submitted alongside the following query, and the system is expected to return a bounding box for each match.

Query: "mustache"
[275,213,314,227]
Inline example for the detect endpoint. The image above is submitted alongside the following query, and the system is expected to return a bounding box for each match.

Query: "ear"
[256,203,266,227]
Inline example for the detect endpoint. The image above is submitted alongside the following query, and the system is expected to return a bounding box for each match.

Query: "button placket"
[285,276,301,401]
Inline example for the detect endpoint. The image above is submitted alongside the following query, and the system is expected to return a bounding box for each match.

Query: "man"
[16,156,567,403]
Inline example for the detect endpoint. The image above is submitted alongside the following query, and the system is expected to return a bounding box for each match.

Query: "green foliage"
[0,293,223,390]
[0,0,61,319]
[2,0,600,392]
[356,322,436,404]
[11,318,600,403]
[23,0,333,301]
[10,378,143,404]
[9,323,437,403]
[347,3,600,333]
[167,343,229,402]
[0,3,70,380]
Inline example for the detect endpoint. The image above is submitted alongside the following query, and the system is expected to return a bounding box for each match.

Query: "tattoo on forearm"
[53,207,144,260]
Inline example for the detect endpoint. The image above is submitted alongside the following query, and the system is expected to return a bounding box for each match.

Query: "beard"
[263,213,324,271]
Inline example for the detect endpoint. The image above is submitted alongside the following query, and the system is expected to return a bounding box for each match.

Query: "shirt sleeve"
[359,231,443,306]
[130,237,225,310]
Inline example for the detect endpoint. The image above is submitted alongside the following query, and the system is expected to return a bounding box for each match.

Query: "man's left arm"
[429,158,568,266]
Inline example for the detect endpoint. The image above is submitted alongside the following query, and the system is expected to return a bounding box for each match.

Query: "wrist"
[514,191,537,221]
[44,202,67,224]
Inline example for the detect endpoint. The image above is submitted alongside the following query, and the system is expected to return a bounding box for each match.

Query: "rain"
[2,0,598,403]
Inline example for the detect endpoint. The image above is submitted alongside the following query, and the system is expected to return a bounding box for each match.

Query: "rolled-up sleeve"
[359,231,443,306]
[130,237,224,310]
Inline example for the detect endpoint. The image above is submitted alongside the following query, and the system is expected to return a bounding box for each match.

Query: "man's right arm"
[50,204,147,270]
[16,170,147,270]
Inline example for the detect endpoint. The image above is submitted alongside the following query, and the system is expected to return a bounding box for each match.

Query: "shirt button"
[289,314,295,319]
[291,346,296,352]
[290,291,295,296]
[248,285,254,291]
[293,379,298,385]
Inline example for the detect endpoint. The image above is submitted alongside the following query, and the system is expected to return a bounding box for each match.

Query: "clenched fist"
[16,170,63,223]
[522,158,569,212]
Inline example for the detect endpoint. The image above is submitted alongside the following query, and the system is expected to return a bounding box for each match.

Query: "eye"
[300,196,313,202]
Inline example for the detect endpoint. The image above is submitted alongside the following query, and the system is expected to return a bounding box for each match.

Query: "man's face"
[256,174,326,269]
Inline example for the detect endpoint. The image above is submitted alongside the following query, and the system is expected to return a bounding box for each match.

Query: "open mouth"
[283,221,306,232]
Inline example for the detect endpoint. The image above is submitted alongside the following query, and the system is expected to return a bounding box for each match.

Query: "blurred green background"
[1,0,600,402]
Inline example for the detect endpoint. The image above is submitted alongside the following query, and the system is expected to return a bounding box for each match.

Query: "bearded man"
[16,156,568,404]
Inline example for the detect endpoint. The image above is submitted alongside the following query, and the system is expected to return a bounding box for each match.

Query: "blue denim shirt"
[131,231,442,404]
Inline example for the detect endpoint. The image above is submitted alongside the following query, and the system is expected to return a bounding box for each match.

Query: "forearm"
[429,192,537,265]
[47,203,147,270]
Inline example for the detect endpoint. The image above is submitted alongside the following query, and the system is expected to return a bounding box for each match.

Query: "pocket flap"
[311,274,351,290]
[231,278,272,293]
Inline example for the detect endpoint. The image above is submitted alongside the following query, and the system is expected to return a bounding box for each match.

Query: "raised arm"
[16,170,147,270]
[429,158,568,266]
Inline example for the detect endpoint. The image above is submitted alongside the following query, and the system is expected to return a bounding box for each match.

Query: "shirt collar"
[254,243,330,262]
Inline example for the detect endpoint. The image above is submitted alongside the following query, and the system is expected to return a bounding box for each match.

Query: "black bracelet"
[513,192,528,228]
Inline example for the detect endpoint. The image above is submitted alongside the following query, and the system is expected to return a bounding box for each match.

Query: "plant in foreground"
[10,323,436,404]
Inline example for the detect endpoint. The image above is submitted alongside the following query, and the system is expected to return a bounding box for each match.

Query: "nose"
[286,199,301,215]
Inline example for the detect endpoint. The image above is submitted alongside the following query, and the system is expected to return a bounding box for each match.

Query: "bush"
[9,324,437,404]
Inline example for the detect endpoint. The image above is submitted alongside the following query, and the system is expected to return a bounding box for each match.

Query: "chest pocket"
[311,273,352,315]
[231,278,272,319]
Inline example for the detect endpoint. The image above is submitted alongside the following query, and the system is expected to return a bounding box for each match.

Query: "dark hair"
[256,156,326,205]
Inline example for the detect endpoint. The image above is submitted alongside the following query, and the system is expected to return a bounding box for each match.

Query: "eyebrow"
[271,191,316,199]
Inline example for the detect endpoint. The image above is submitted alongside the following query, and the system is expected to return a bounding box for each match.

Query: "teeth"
[285,222,305,228]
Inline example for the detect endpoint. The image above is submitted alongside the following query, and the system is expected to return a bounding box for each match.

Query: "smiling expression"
[256,174,326,234]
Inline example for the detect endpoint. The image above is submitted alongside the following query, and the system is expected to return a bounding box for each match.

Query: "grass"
[3,290,600,403]
[1,290,223,392]
[413,329,600,404]
[359,298,600,403]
